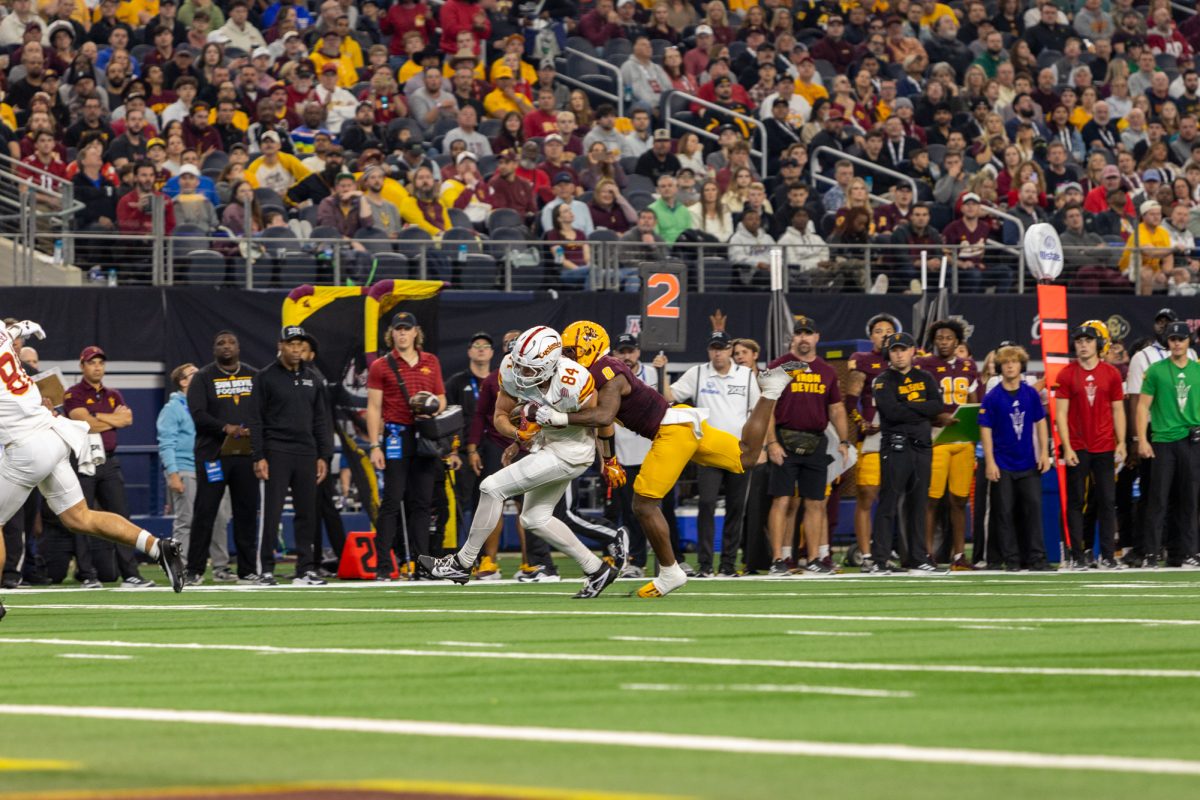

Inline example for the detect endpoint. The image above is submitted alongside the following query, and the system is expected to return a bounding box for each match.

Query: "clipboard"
[34,368,65,407]
[932,404,981,445]
[220,433,253,457]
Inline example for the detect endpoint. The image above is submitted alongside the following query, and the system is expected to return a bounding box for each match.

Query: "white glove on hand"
[7,320,45,341]
[534,405,568,427]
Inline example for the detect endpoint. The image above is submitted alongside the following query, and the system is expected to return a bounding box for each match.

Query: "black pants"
[189,455,260,578]
[696,465,750,572]
[872,444,931,566]
[1114,463,1138,554]
[261,451,319,576]
[606,463,678,567]
[375,435,439,567]
[1,495,37,585]
[78,457,141,580]
[993,468,1047,569]
[970,457,998,566]
[316,463,346,560]
[1142,438,1200,562]
[742,463,772,571]
[1066,450,1117,560]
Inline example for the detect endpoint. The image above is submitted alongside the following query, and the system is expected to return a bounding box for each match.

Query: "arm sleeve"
[188,370,226,439]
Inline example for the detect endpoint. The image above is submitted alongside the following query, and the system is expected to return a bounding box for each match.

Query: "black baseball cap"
[1165,321,1191,340]
[1155,307,1178,322]
[390,311,418,329]
[469,331,493,346]
[886,332,916,350]
[793,316,818,334]
[615,333,639,351]
[1071,325,1098,340]
[280,325,315,344]
[708,331,732,349]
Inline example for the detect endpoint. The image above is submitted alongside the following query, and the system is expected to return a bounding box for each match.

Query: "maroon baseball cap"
[80,345,106,362]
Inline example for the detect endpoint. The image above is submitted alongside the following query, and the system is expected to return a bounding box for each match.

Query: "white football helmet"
[511,326,562,389]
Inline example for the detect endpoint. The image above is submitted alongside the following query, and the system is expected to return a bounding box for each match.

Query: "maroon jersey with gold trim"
[589,355,667,440]
[915,354,978,412]
[848,349,887,424]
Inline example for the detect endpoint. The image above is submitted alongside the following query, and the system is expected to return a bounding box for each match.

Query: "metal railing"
[17,224,1140,294]
[663,90,769,178]
[0,152,84,283]
[561,47,627,117]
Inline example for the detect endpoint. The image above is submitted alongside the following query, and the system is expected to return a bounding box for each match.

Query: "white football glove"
[534,405,568,427]
[7,320,45,341]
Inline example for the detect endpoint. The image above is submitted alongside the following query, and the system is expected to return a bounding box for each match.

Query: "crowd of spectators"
[4,0,1200,291]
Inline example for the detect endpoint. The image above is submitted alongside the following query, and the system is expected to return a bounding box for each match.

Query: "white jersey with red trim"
[0,328,54,446]
[500,353,596,465]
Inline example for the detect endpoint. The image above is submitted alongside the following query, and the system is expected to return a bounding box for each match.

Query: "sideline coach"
[250,326,334,586]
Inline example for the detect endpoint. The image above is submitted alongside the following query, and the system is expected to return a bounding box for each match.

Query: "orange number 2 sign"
[645,273,681,319]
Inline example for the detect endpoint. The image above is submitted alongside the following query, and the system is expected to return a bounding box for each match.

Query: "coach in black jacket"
[186,330,261,584]
[250,326,334,586]
[248,326,333,587]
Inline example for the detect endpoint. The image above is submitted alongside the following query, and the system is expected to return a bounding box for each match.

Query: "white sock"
[818,544,830,559]
[953,552,963,562]
[136,531,161,559]
[653,562,688,593]
[781,546,792,560]
[456,491,505,568]
[532,517,603,574]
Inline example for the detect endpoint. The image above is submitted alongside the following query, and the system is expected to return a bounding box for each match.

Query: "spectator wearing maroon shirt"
[20,130,69,192]
[810,16,856,73]
[942,193,1002,292]
[1055,326,1126,569]
[486,148,537,224]
[181,101,223,155]
[764,317,850,575]
[579,0,623,48]
[365,312,447,576]
[381,0,436,52]
[438,0,490,55]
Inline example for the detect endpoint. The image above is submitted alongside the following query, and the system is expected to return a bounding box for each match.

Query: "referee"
[867,332,945,574]
[250,326,334,586]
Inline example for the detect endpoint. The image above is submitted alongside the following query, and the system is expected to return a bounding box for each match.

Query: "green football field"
[2,564,1200,800]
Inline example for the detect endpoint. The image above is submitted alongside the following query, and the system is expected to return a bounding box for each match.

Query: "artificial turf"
[2,564,1199,800]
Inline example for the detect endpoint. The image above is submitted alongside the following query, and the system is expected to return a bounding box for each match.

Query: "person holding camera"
[866,332,946,574]
[366,312,447,578]
[249,326,334,586]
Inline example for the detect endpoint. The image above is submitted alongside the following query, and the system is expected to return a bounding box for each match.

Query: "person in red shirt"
[765,317,850,576]
[438,0,490,55]
[20,130,69,193]
[117,160,177,282]
[1054,324,1126,570]
[381,0,436,53]
[522,87,560,139]
[365,312,447,577]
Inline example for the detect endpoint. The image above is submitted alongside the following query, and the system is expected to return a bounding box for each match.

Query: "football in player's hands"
[410,391,440,418]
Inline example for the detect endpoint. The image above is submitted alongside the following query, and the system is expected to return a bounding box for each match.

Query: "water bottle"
[553,244,564,265]
[52,239,63,266]
[457,243,468,262]
[623,82,633,108]
[106,268,118,287]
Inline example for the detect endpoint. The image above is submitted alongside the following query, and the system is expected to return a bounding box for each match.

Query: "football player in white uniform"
[0,321,185,619]
[419,326,626,599]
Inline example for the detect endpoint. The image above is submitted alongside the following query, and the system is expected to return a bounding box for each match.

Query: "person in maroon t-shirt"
[765,316,850,576]
[61,346,151,586]
[20,130,69,192]
[1054,324,1126,569]
[365,311,447,576]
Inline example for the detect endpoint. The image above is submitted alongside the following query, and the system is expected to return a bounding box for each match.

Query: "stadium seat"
[926,144,947,165]
[1037,49,1063,69]
[272,251,320,287]
[486,208,524,234]
[627,191,655,211]
[813,59,837,81]
[478,118,501,138]
[202,150,230,173]
[183,249,227,285]
[458,253,499,290]
[447,208,474,230]
[368,252,413,281]
[621,156,640,175]
[394,227,435,272]
[253,187,285,209]
[354,228,394,256]
[606,39,632,60]
[565,37,597,57]
[386,117,424,143]
[625,174,656,195]
[929,204,954,231]
[443,226,484,257]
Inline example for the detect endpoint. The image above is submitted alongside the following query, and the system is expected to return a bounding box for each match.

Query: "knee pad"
[478,475,505,500]
[519,507,553,531]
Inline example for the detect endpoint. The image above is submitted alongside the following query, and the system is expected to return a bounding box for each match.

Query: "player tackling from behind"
[420,326,628,599]
[0,321,186,621]
[543,320,801,597]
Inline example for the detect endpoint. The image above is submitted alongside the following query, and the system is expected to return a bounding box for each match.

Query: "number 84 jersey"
[499,354,597,466]
[915,353,978,412]
[0,328,52,446]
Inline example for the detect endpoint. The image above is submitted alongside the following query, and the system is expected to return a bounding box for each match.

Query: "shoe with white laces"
[121,576,156,589]
[292,571,327,586]
[417,554,471,584]
[603,527,630,570]
[573,563,618,599]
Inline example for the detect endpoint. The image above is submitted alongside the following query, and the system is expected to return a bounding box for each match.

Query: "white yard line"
[620,682,912,699]
[785,631,874,637]
[1,704,1198,776]
[2,637,1197,679]
[54,653,134,660]
[429,641,506,648]
[958,625,1041,632]
[609,636,695,643]
[10,603,1200,628]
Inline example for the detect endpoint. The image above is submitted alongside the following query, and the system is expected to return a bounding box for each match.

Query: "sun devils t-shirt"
[1055,360,1124,453]
[980,381,1045,472]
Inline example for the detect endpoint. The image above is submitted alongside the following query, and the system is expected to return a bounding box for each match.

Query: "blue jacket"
[157,391,196,474]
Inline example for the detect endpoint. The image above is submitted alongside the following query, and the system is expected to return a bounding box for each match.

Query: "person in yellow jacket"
[314,16,364,70]
[309,31,358,89]
[488,34,536,86]
[113,0,159,27]
[397,164,452,237]
[244,130,310,197]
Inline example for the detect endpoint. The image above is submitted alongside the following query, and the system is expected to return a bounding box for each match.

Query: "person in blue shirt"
[162,169,220,206]
[979,345,1052,571]
[156,363,234,583]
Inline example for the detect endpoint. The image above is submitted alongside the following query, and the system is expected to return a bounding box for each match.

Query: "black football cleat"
[418,554,471,584]
[0,599,6,622]
[157,537,186,593]
[573,563,618,599]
